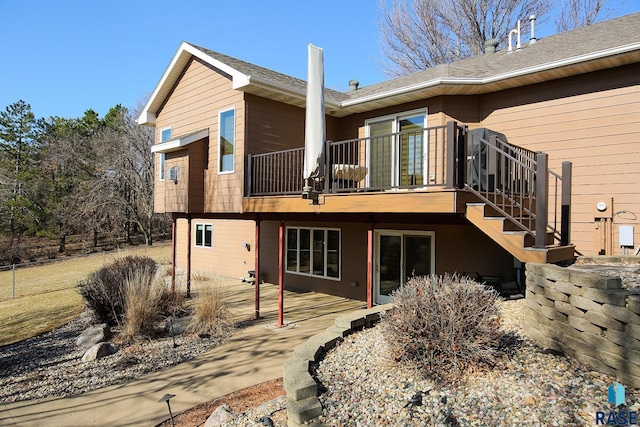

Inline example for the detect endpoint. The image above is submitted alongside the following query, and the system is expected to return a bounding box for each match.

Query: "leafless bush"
[188,284,234,340]
[78,256,158,325]
[380,274,502,383]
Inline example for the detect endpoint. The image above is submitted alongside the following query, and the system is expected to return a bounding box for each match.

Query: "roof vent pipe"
[508,20,522,52]
[529,15,537,44]
[348,80,359,91]
[484,38,498,54]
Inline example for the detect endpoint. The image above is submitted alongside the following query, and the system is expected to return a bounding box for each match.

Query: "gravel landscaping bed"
[312,298,640,426]
[0,309,225,403]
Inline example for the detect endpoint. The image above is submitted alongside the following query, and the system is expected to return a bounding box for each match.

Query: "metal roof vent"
[484,39,499,54]
[348,80,359,91]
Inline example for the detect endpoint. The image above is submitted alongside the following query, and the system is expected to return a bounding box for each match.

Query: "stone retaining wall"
[284,304,392,427]
[524,262,640,388]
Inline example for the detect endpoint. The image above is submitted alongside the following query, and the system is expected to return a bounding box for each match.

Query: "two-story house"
[138,12,640,312]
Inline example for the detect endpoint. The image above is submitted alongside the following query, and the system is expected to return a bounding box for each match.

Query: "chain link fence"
[0,245,172,302]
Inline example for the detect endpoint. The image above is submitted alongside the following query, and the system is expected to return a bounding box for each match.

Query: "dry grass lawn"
[0,244,171,346]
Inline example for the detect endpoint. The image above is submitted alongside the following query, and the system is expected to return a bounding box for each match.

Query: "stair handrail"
[460,130,570,248]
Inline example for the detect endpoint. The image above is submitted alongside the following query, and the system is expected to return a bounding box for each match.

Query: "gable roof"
[138,12,640,125]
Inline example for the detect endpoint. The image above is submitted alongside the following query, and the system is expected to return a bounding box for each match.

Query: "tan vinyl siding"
[173,218,255,278]
[154,153,166,213]
[164,153,189,213]
[481,63,640,256]
[190,219,255,278]
[154,57,245,214]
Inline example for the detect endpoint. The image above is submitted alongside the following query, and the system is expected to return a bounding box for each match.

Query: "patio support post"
[186,215,192,298]
[171,214,176,293]
[535,153,549,249]
[561,161,572,246]
[254,219,260,320]
[277,220,285,327]
[445,121,457,188]
[367,224,374,309]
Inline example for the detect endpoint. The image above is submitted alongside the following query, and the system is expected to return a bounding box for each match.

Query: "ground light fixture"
[158,393,176,427]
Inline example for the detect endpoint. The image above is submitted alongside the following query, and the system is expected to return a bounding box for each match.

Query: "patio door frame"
[365,108,428,188]
[374,229,435,304]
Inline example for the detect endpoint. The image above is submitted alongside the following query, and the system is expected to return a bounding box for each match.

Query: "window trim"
[160,126,172,142]
[286,226,341,281]
[194,223,213,249]
[218,107,235,174]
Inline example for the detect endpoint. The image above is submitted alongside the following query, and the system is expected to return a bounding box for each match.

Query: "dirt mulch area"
[156,378,285,427]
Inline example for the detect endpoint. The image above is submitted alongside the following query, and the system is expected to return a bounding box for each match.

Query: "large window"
[219,108,235,173]
[159,127,171,181]
[286,227,340,279]
[195,224,212,248]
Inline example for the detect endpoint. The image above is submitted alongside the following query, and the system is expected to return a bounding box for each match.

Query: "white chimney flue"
[529,15,537,44]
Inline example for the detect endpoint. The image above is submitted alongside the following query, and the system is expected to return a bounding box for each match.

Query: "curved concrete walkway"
[0,283,364,426]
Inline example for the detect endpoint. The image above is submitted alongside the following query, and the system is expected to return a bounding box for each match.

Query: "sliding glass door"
[367,110,426,188]
[375,230,435,304]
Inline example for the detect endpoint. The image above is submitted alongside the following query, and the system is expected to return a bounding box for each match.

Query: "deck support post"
[535,153,549,249]
[445,121,457,188]
[186,215,192,298]
[277,220,285,327]
[171,214,176,293]
[561,161,572,246]
[367,224,374,309]
[456,125,467,189]
[254,218,261,320]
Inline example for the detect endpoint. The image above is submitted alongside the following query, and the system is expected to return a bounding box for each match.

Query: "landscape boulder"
[81,342,118,362]
[204,405,236,427]
[164,316,191,336]
[76,324,112,349]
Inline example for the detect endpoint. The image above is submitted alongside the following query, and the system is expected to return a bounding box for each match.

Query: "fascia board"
[341,43,640,109]
[239,75,342,111]
[151,128,209,153]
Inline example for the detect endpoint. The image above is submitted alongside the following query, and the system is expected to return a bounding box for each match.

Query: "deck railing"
[246,121,571,248]
[247,148,304,196]
[462,129,571,248]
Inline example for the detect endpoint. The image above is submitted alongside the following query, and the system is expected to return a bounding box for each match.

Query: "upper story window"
[159,127,171,182]
[195,223,212,248]
[219,108,235,173]
[161,127,172,142]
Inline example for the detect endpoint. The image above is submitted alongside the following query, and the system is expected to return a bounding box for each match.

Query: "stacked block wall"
[524,262,640,388]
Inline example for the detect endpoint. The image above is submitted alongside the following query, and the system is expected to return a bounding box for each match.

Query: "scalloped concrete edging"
[284,304,393,427]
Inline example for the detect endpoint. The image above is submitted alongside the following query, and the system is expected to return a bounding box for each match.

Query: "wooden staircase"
[466,202,575,264]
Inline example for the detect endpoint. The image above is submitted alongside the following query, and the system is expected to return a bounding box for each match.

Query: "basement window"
[286,227,340,280]
[195,224,212,248]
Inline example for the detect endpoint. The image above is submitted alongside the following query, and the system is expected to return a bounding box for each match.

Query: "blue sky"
[0,0,637,120]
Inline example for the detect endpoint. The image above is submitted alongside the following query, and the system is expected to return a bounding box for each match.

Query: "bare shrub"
[188,285,234,339]
[78,256,158,326]
[191,272,210,282]
[380,274,502,383]
[119,269,166,343]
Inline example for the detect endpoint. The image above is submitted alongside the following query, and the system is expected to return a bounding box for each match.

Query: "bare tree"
[379,0,554,75]
[556,0,624,32]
